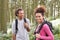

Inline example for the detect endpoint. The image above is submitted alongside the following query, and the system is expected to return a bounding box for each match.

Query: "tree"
[0,0,8,33]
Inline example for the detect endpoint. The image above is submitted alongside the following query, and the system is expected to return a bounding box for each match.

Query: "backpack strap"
[15,18,26,34]
[34,20,47,34]
[24,18,27,23]
[15,19,18,34]
[34,22,44,34]
[38,22,45,33]
[34,22,45,40]
[34,20,53,40]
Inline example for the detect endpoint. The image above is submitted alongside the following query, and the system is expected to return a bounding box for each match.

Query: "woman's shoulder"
[43,24,49,29]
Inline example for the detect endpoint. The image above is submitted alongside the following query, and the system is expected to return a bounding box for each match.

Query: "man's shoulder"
[12,20,16,24]
[25,18,30,21]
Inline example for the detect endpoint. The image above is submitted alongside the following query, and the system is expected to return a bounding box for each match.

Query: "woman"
[34,5,54,40]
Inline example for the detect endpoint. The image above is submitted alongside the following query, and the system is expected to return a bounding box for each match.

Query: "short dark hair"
[15,8,23,16]
[35,6,46,16]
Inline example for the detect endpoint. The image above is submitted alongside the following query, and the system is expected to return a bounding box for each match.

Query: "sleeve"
[40,24,54,40]
[12,21,16,34]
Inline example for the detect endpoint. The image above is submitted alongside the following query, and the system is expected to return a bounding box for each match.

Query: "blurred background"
[0,0,60,40]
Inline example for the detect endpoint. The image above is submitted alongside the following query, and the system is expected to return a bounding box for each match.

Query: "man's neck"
[18,17,23,20]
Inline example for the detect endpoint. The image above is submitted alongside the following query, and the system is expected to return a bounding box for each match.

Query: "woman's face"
[35,13,44,23]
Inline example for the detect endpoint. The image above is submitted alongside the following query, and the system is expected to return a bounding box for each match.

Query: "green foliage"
[53,25,60,35]
[54,34,60,40]
[52,25,60,40]
[0,23,60,40]
[0,31,12,40]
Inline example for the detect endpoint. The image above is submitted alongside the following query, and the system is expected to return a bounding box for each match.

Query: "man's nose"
[36,17,40,19]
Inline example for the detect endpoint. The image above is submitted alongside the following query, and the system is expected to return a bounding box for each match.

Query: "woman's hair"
[34,5,46,16]
[15,8,23,16]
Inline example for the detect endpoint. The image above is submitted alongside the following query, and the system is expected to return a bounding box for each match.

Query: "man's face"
[18,10,24,19]
[35,13,44,23]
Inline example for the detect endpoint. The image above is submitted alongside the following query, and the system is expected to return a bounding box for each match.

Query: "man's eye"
[38,16,40,17]
[36,16,40,17]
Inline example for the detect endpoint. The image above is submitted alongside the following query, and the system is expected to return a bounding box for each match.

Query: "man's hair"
[15,8,23,16]
[34,5,46,16]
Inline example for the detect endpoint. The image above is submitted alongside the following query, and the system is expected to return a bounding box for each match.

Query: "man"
[12,8,30,40]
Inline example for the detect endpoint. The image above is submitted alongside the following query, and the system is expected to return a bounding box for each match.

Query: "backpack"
[34,20,53,40]
[15,18,27,34]
[34,20,53,34]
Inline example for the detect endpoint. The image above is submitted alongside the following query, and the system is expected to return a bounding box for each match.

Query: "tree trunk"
[0,0,8,33]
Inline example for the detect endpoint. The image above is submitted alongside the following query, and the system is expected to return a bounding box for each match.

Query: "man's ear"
[17,14,18,16]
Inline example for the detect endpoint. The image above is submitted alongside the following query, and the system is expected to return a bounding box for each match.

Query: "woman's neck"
[38,19,44,24]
